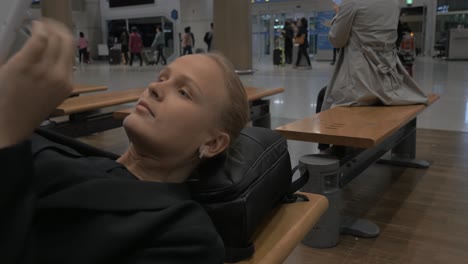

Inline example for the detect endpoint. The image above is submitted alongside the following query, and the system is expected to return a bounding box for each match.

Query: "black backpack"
[204,31,212,44]
[189,127,308,263]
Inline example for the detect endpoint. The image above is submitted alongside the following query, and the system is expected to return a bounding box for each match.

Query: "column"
[41,0,73,30]
[213,0,253,73]
[424,0,437,56]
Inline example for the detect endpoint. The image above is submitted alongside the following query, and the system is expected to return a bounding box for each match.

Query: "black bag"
[189,127,308,263]
[204,32,212,44]
[273,48,282,65]
[109,49,121,65]
[142,49,156,65]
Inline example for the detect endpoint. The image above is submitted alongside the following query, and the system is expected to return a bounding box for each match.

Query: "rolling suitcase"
[142,49,156,65]
[273,48,283,66]
[109,49,121,65]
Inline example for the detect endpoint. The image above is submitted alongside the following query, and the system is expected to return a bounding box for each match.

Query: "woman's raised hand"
[0,19,74,148]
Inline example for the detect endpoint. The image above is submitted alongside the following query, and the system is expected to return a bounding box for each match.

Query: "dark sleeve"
[0,141,35,264]
[396,20,403,48]
[127,203,224,264]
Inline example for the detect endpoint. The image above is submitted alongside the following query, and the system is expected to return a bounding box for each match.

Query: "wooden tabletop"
[113,86,285,120]
[52,87,145,117]
[71,84,108,95]
[233,192,328,264]
[275,94,439,148]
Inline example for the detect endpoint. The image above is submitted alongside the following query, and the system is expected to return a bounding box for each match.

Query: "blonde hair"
[203,53,249,145]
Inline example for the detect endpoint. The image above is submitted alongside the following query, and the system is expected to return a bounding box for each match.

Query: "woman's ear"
[201,132,230,158]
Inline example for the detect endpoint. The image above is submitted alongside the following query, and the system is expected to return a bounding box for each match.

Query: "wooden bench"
[71,84,108,96]
[52,87,145,117]
[232,192,328,264]
[276,94,439,148]
[113,86,285,128]
[274,94,439,247]
[47,87,145,137]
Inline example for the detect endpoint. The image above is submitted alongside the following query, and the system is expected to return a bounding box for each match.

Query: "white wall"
[99,0,181,55]
[180,0,213,51]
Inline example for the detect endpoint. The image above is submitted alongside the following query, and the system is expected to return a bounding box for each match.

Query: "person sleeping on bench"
[0,20,249,264]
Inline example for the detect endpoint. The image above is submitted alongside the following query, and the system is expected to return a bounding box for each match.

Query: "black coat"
[0,134,224,264]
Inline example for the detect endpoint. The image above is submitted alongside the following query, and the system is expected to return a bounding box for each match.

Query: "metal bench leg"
[340,216,380,238]
[252,113,271,128]
[250,99,271,128]
[378,119,430,168]
[302,187,342,248]
[299,154,380,248]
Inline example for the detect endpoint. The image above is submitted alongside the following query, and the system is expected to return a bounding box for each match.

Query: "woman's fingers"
[0,19,75,147]
[14,21,49,66]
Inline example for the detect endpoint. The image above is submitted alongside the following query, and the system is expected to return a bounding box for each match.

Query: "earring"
[199,147,205,159]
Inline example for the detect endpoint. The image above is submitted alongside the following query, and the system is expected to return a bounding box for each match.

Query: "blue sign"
[171,9,178,20]
[316,11,335,34]
[317,34,333,50]
[316,11,335,50]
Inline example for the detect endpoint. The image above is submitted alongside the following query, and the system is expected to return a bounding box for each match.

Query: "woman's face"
[123,55,228,161]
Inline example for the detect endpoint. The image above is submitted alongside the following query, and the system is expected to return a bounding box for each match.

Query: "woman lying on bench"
[0,20,249,264]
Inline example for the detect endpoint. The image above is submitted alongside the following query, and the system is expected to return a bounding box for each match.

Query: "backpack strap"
[283,165,310,203]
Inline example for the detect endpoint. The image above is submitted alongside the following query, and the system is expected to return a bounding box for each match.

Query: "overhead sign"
[171,9,178,20]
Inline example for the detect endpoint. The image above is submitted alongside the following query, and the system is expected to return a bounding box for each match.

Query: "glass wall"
[252,12,319,59]
[252,14,272,57]
[435,0,468,51]
[107,16,175,58]
[437,0,468,13]
[435,13,468,44]
[400,6,426,55]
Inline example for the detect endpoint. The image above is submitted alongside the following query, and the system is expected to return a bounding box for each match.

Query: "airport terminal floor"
[74,56,468,263]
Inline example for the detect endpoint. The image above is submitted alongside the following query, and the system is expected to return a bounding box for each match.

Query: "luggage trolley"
[399,32,416,77]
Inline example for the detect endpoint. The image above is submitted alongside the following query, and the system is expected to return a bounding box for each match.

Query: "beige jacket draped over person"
[321,0,428,111]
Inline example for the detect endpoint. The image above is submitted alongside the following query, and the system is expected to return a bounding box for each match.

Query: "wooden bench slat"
[275,94,439,148]
[235,192,328,264]
[244,86,285,101]
[113,87,285,120]
[71,85,108,95]
[52,87,145,117]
